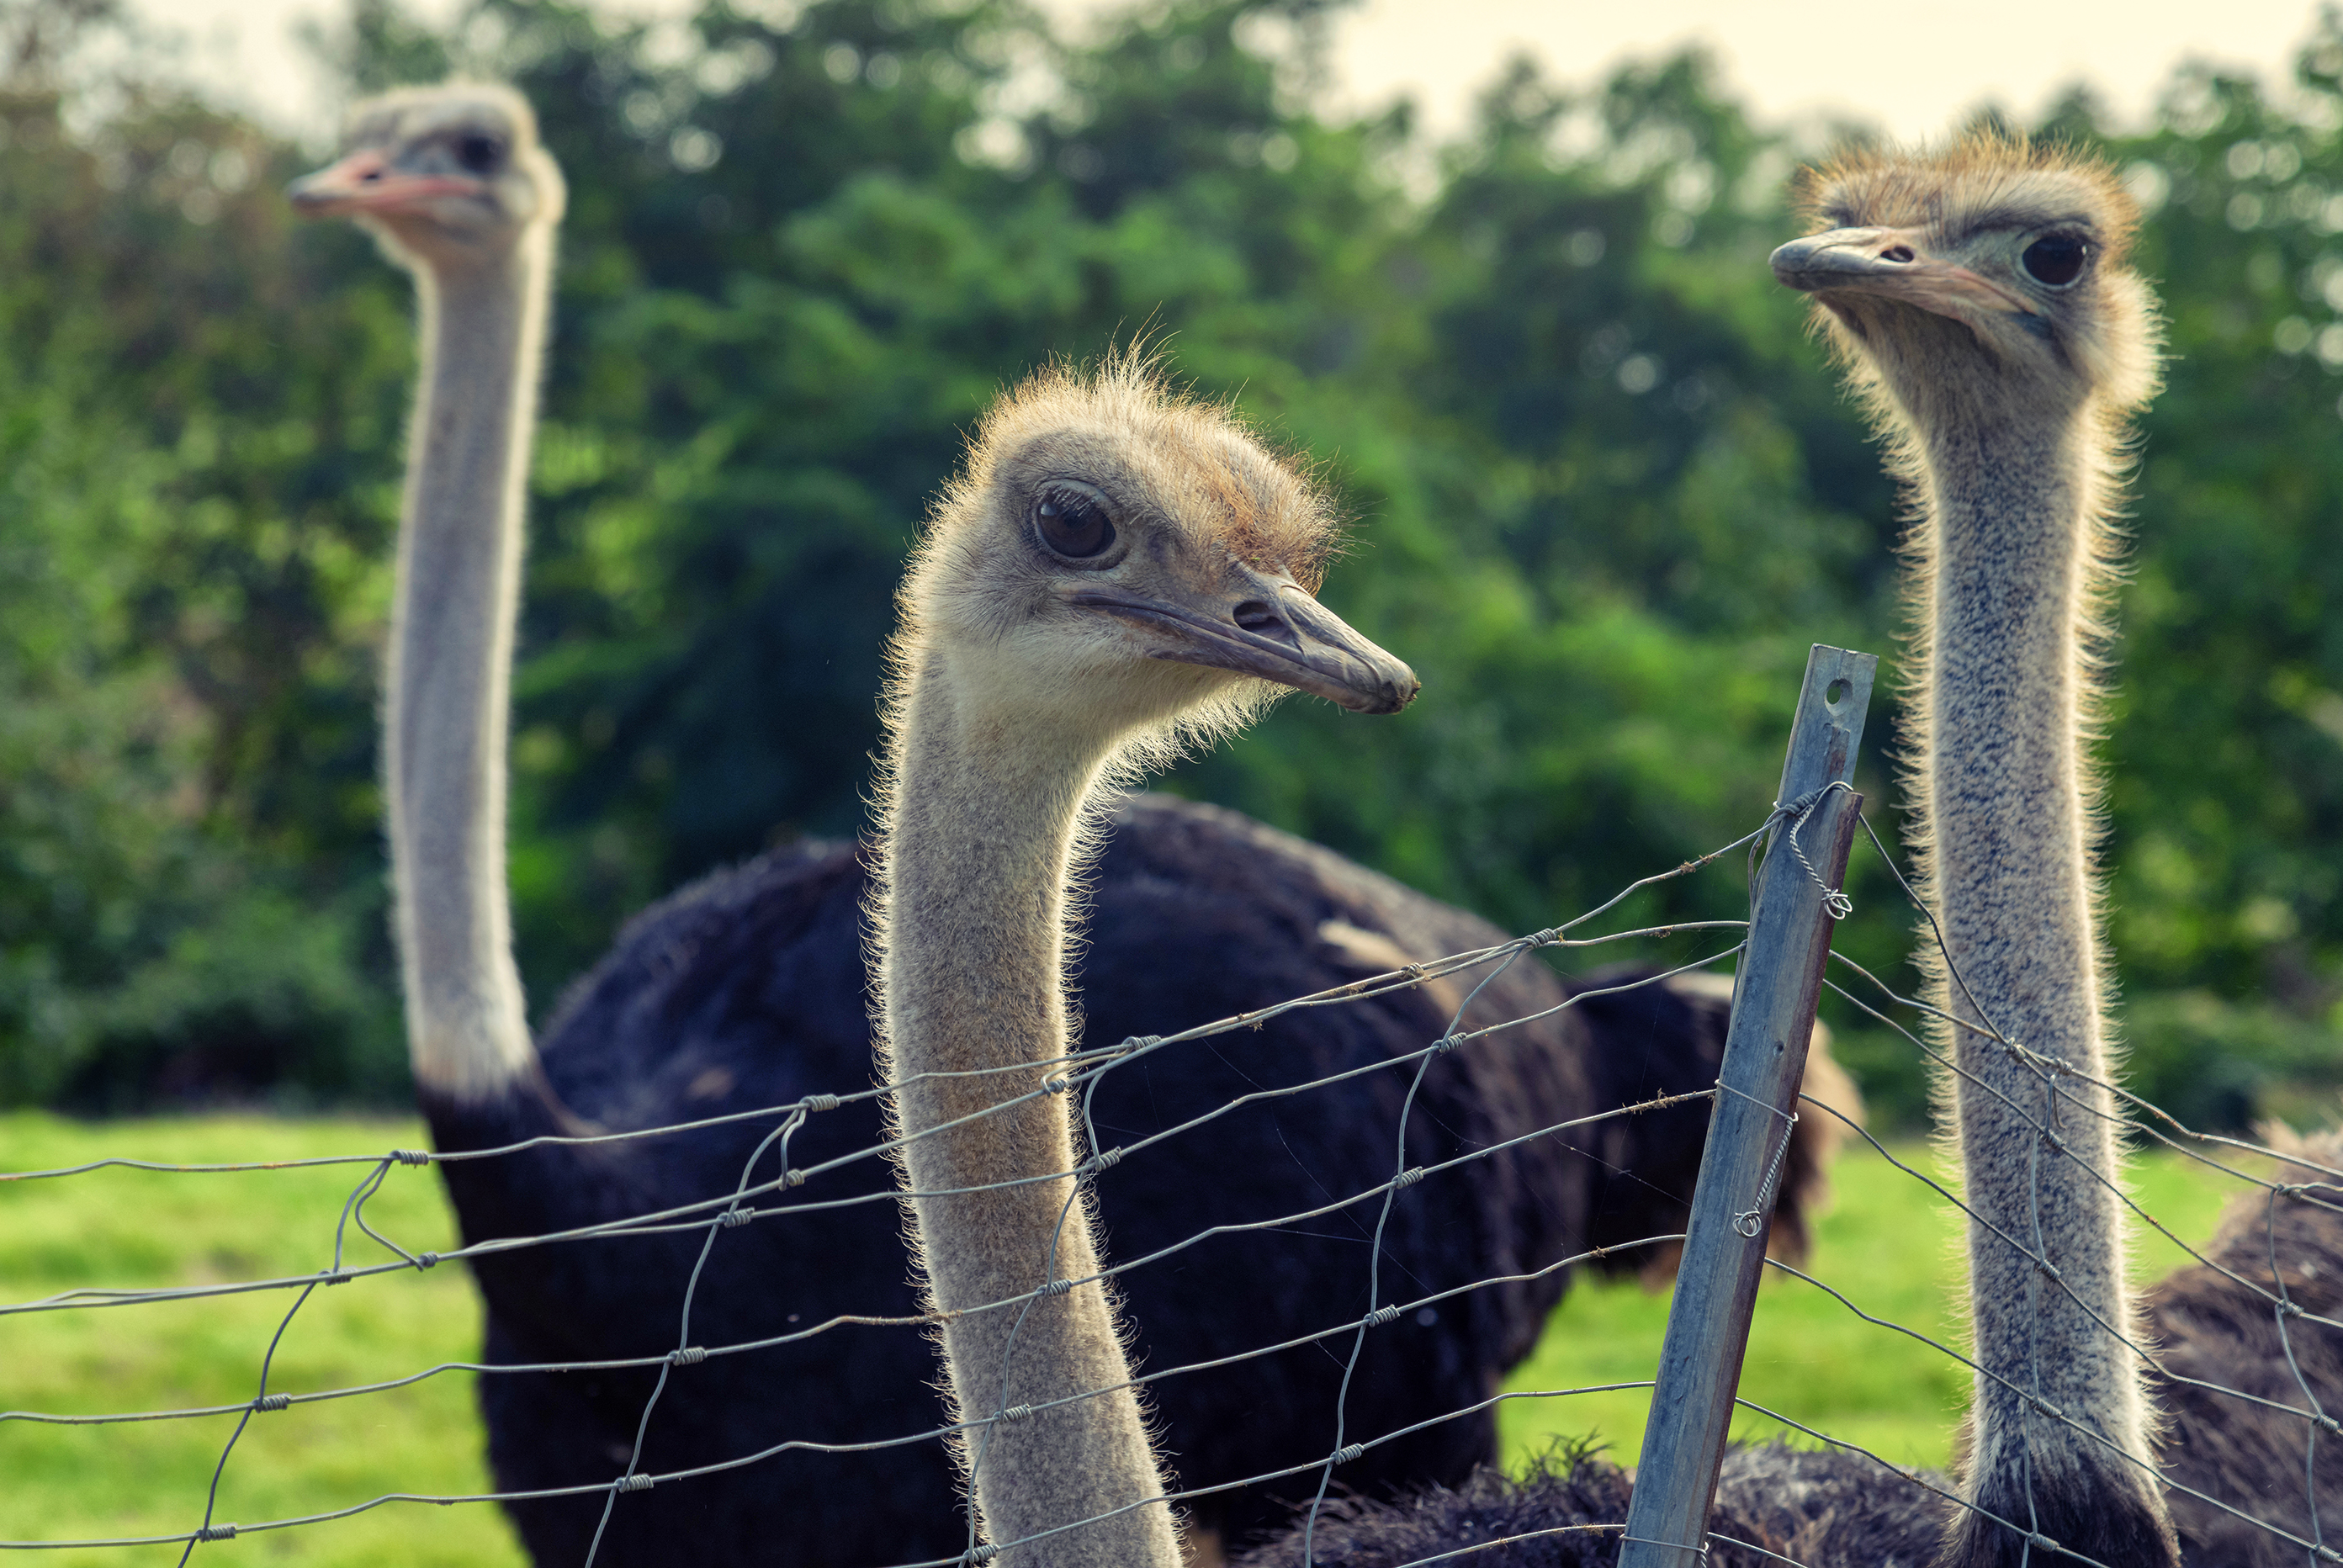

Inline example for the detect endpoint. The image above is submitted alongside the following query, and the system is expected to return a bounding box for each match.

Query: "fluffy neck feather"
[875,641,1183,1567]
[1906,395,2175,1563]
[385,234,548,1101]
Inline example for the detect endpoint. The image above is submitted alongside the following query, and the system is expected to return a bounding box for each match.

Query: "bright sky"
[128,0,2336,147]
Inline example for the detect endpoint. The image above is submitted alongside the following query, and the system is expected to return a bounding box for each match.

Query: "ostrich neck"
[387,239,548,1102]
[1923,412,2102,1035]
[1918,407,2158,1514]
[880,661,1181,1568]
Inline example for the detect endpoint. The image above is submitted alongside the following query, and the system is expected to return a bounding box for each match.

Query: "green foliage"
[2,0,2341,1128]
[0,61,411,1108]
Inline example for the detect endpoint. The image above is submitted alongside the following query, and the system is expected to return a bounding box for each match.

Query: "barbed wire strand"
[583,1105,809,1565]
[1301,940,1534,1565]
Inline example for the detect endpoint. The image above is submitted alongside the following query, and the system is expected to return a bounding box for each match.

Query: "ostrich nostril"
[1879,244,1915,263]
[1233,601,1299,648]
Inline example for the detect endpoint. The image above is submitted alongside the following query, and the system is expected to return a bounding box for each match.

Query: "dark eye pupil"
[457,135,500,173]
[2022,236,2086,287]
[1036,493,1115,559]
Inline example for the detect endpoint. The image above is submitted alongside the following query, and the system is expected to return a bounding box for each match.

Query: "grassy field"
[1496,1132,2242,1473]
[0,1114,528,1566]
[0,1114,2255,1564]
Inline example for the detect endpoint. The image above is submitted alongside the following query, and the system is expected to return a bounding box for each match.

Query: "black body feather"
[427,795,1778,1564]
[1229,1442,1946,1567]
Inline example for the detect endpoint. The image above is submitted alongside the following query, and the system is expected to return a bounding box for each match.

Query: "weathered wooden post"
[1617,643,1874,1565]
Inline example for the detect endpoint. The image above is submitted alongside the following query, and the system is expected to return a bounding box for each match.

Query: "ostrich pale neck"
[882,667,1181,1568]
[1922,413,2102,1015]
[1919,408,2157,1494]
[387,242,546,1101]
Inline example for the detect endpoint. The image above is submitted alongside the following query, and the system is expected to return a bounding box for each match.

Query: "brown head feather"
[1794,131,2141,269]
[940,350,1341,591]
[1781,131,2161,422]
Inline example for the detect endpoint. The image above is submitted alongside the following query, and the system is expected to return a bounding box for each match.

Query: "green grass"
[1498,1137,2246,1473]
[0,1113,526,1566]
[0,1115,2261,1562]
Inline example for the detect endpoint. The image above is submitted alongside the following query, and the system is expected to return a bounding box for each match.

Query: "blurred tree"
[0,18,411,1103]
[3,0,2341,1130]
[2066,24,2343,1128]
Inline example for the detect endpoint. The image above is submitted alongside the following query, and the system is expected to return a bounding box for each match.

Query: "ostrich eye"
[455,135,503,174]
[2022,236,2088,287]
[1033,487,1117,560]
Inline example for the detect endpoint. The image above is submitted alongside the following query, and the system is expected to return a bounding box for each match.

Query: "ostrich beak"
[1073,564,1420,716]
[1770,226,2033,322]
[288,148,484,217]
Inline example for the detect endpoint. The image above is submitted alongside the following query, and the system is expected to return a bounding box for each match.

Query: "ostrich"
[1771,134,2173,1566]
[288,83,559,1109]
[1239,132,2343,1568]
[291,84,1848,1565]
[868,354,1418,1563]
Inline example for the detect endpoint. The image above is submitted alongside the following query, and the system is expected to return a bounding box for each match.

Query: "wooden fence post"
[1616,643,1876,1565]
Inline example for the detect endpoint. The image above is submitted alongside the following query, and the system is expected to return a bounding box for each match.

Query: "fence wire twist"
[0,801,2335,1568]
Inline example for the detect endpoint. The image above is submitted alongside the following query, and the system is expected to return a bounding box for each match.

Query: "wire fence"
[0,835,1761,1561]
[3,694,2339,1565]
[1783,808,2343,1568]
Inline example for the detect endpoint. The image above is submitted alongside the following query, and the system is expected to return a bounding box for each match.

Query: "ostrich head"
[289,82,564,268]
[1771,135,2160,429]
[896,356,1418,762]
